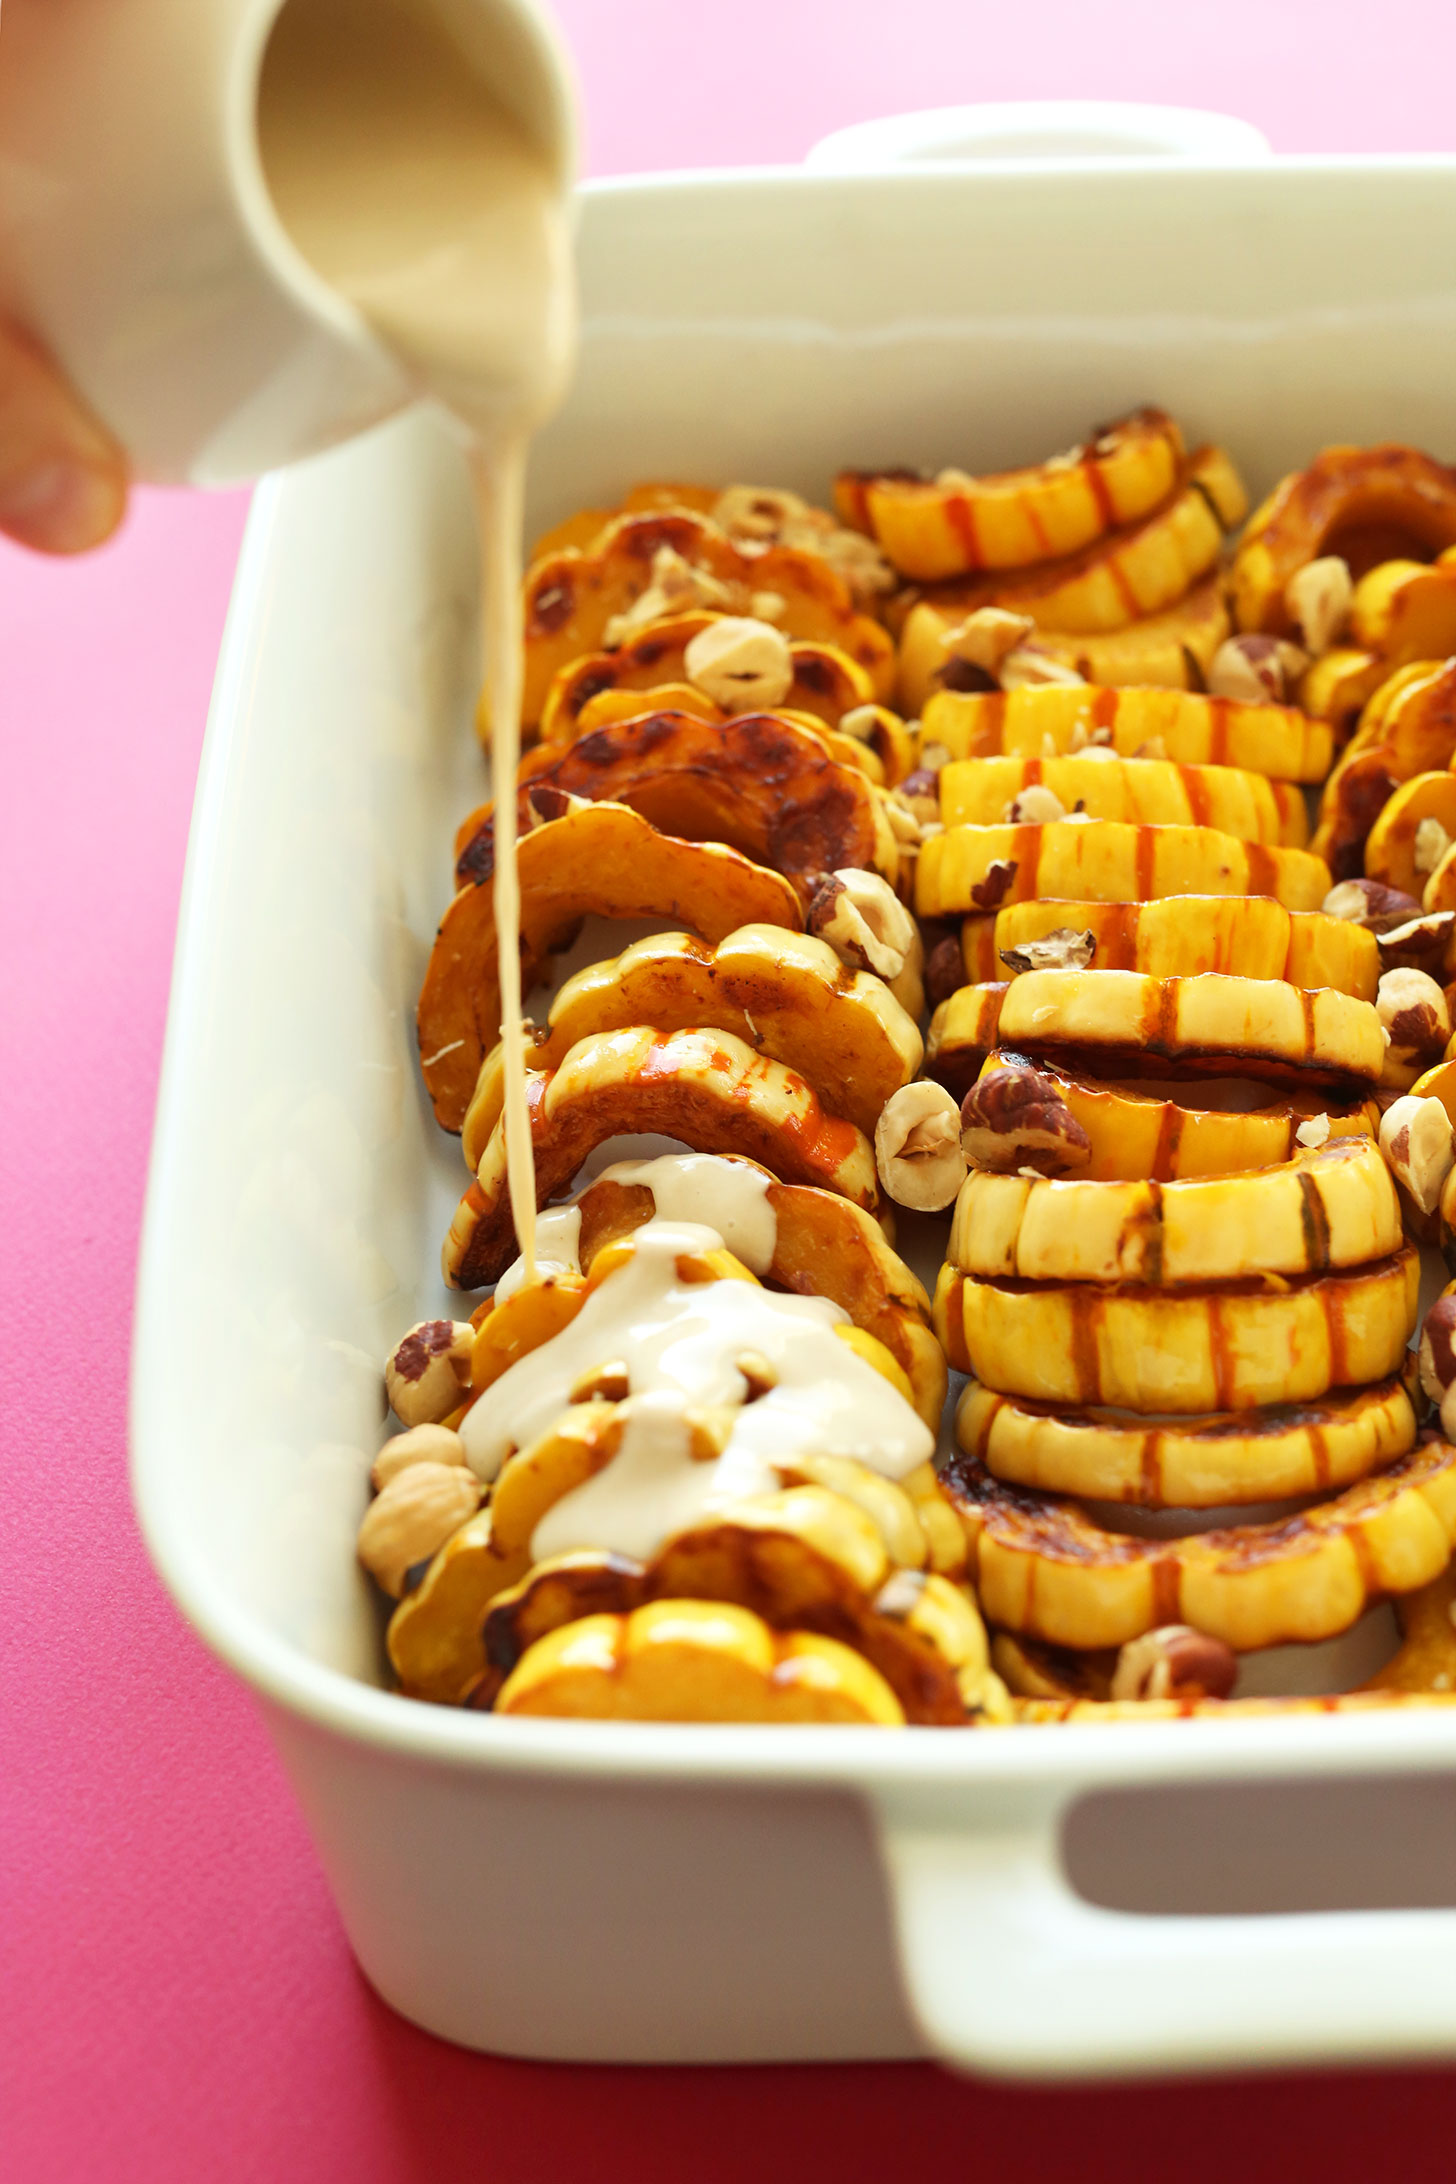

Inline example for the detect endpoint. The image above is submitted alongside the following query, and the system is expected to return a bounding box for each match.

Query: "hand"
[0,320,127,552]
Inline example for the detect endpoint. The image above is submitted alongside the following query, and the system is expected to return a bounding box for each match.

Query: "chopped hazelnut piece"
[960,1066,1093,1176]
[385,1320,474,1428]
[807,868,916,980]
[1379,1093,1456,1215]
[1111,1624,1238,1703]
[1284,556,1352,656]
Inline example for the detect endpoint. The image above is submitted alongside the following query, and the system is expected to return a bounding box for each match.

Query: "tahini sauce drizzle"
[258,0,576,1280]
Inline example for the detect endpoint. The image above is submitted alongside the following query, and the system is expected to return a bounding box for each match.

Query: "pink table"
[7,3,1456,2173]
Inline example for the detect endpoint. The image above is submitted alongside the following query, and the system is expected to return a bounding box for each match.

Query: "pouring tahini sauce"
[259,0,576,1280]
[258,4,932,1557]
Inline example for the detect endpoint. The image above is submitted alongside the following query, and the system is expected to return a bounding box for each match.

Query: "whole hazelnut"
[1284,556,1352,656]
[371,1422,469,1492]
[385,1320,475,1427]
[897,767,941,827]
[1376,966,1451,1069]
[683,616,795,712]
[959,1066,1093,1176]
[1208,634,1308,706]
[1418,1292,1456,1443]
[1378,911,1456,974]
[1378,1093,1456,1215]
[1110,1625,1238,1703]
[874,1081,969,1211]
[1322,877,1423,930]
[357,1462,482,1599]
[807,868,916,980]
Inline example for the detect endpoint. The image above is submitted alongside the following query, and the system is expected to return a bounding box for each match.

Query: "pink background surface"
[7,2,1456,2175]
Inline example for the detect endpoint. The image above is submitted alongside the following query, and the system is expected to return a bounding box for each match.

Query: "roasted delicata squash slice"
[915,820,1331,920]
[962,1049,1378,1181]
[835,409,1186,582]
[913,445,1246,634]
[899,576,1231,714]
[941,1436,1456,1653]
[530,481,719,559]
[936,753,1308,847]
[957,1376,1417,1511]
[1231,444,1456,634]
[988,968,1386,1088]
[461,925,923,1159]
[494,1601,910,1724]
[1310,657,1456,877]
[516,508,895,731]
[454,711,900,899]
[923,981,1010,1094]
[1362,1561,1456,1693]
[482,1499,1003,1724]
[417,801,802,1133]
[936,1247,1419,1414]
[538,609,878,739]
[1363,770,1456,900]
[445,1027,881,1287]
[948,1133,1400,1285]
[918,683,1333,783]
[980,896,1378,996]
[1348,550,1456,663]
[565,1160,946,1431]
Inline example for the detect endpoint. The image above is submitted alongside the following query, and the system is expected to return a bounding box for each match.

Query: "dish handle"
[870,1779,1456,2080]
[803,102,1271,172]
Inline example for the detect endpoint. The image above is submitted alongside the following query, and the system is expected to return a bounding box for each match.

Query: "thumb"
[0,320,128,553]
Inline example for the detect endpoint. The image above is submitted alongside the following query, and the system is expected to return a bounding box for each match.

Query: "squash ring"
[937,752,1308,847]
[954,1375,1416,1516]
[961,1049,1378,1181]
[461,923,922,1159]
[948,1133,1400,1286]
[455,710,900,899]
[939,1436,1456,1652]
[417,801,802,1133]
[836,408,1185,582]
[977,896,1377,996]
[914,821,1331,920]
[917,683,1333,784]
[935,1250,1419,1415]
[1231,444,1456,635]
[444,1026,882,1288]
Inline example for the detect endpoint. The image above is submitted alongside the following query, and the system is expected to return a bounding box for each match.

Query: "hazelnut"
[683,616,794,712]
[603,545,735,645]
[1378,910,1456,974]
[839,704,883,743]
[1378,1093,1456,1214]
[1133,735,1168,760]
[1110,1624,1238,1703]
[918,741,952,774]
[807,868,916,980]
[925,933,968,1008]
[959,1066,1093,1176]
[1293,1112,1331,1150]
[1208,634,1308,705]
[371,1423,469,1492]
[569,1359,631,1404]
[940,606,1034,675]
[1284,556,1352,656]
[1376,966,1450,1067]
[999,925,1096,975]
[874,1081,969,1210]
[998,646,1086,692]
[1322,876,1423,931]
[1415,817,1453,878]
[749,589,786,623]
[1418,1293,1456,1442]
[897,767,941,827]
[357,1462,481,1599]
[385,1319,474,1427]
[1068,721,1115,752]
[1003,784,1067,825]
[882,793,924,850]
[969,857,1018,912]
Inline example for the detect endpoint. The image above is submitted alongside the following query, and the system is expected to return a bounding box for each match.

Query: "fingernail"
[0,457,125,552]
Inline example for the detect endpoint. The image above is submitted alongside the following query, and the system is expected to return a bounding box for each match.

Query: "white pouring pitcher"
[0,0,577,483]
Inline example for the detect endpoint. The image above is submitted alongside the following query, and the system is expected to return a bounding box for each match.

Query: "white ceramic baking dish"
[134,115,1456,2079]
